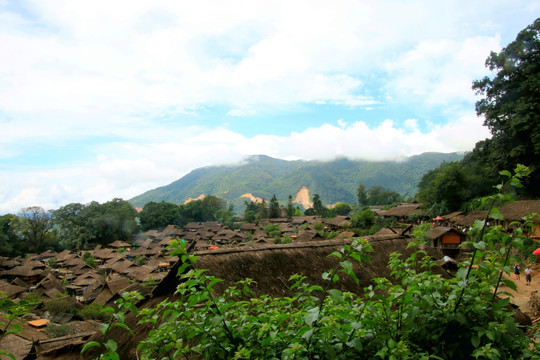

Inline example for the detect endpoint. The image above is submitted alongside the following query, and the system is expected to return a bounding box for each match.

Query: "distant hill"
[129,153,463,211]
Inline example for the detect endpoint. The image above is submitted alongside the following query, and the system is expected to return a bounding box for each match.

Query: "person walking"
[514,263,521,280]
[525,265,533,286]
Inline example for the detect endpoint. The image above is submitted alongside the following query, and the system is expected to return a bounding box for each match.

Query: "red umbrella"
[432,216,445,221]
[533,248,540,255]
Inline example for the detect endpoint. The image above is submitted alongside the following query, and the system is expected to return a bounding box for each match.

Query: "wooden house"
[425,227,467,258]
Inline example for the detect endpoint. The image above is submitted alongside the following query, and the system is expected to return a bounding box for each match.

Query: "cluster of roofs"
[0,201,538,358]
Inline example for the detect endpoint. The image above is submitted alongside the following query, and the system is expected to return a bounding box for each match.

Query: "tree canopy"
[472,18,540,196]
[417,19,540,210]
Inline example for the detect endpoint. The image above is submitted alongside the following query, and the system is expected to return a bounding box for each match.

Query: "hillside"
[129,152,463,210]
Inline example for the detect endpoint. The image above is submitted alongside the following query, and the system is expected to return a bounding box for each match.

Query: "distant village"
[0,200,539,358]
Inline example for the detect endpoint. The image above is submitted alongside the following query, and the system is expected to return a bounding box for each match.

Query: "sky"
[1,0,539,214]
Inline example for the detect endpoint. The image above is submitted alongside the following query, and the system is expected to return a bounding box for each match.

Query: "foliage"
[262,224,281,238]
[0,295,29,360]
[416,162,471,214]
[43,296,79,315]
[419,19,540,204]
[357,183,367,206]
[81,291,143,360]
[269,194,281,218]
[286,195,295,218]
[130,153,463,214]
[332,202,352,216]
[46,324,74,338]
[138,201,182,231]
[0,214,19,257]
[137,215,539,360]
[79,303,113,322]
[82,251,96,268]
[366,185,403,206]
[53,199,139,249]
[15,206,55,253]
[472,18,540,197]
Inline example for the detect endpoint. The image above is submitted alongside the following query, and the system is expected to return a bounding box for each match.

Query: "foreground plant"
[134,166,538,359]
[81,291,143,360]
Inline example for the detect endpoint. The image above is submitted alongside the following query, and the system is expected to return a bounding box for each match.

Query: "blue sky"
[0,0,539,213]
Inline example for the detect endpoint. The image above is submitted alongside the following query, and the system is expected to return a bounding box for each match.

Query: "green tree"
[243,200,259,223]
[366,186,402,205]
[139,201,181,231]
[356,184,367,206]
[472,18,540,196]
[269,194,281,218]
[258,199,269,219]
[312,194,324,215]
[0,214,19,256]
[16,206,54,253]
[53,199,138,249]
[331,202,352,216]
[416,162,470,213]
[286,195,295,219]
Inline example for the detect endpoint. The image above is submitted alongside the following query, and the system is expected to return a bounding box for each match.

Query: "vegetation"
[133,177,539,359]
[418,18,540,212]
[140,195,235,231]
[129,153,462,213]
[53,198,139,249]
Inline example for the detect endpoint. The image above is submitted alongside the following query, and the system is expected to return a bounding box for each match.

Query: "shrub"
[43,296,79,315]
[79,302,113,322]
[134,167,539,359]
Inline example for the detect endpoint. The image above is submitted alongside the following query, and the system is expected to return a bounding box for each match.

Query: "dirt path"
[498,263,539,319]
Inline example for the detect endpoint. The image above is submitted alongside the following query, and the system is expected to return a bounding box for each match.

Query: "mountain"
[129,152,463,210]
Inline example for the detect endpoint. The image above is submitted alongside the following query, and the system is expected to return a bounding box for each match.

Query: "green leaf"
[328,289,344,302]
[498,170,511,178]
[113,322,134,335]
[304,307,320,326]
[502,278,517,291]
[489,208,504,220]
[473,241,486,250]
[104,339,118,353]
[471,335,481,348]
[81,341,101,354]
[99,323,110,335]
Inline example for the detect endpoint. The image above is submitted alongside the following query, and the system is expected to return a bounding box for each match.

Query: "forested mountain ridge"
[129,152,463,209]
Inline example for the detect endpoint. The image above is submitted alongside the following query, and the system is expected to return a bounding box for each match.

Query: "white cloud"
[384,35,502,106]
[0,114,490,213]
[0,0,536,213]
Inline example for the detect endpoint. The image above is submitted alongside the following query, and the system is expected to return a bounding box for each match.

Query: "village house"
[425,226,467,258]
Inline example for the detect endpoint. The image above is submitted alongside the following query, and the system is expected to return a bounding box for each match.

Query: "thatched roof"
[499,200,540,222]
[154,235,446,299]
[106,276,131,295]
[126,266,154,282]
[0,279,27,298]
[425,227,466,240]
[377,203,423,217]
[0,257,20,268]
[451,211,488,227]
[108,240,132,248]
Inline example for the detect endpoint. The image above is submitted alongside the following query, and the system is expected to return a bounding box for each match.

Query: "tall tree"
[312,194,324,216]
[139,201,182,231]
[17,206,54,253]
[269,194,281,218]
[472,18,540,196]
[286,195,295,219]
[356,184,367,207]
[258,199,269,219]
[0,214,19,256]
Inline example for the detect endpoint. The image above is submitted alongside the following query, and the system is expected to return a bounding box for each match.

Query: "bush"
[79,302,112,321]
[46,324,74,338]
[43,296,79,315]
